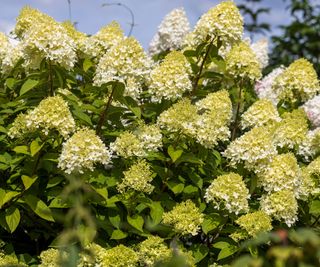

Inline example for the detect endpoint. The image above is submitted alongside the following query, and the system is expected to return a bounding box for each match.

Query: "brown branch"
[96,85,116,135]
[192,38,215,94]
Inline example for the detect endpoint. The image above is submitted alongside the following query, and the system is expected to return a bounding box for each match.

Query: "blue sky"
[0,0,290,48]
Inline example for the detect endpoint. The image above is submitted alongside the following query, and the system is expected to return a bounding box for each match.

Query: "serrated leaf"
[190,244,209,263]
[110,229,127,240]
[309,200,320,215]
[148,202,163,225]
[1,191,20,208]
[21,175,38,190]
[24,195,54,222]
[168,146,183,163]
[127,215,144,232]
[6,78,17,89]
[213,241,238,260]
[5,207,20,233]
[13,146,29,155]
[30,140,43,157]
[83,58,93,72]
[202,213,221,234]
[20,79,39,96]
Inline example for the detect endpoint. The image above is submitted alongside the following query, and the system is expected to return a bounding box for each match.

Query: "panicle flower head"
[94,37,152,86]
[205,173,250,215]
[302,94,320,127]
[254,66,285,105]
[0,250,26,266]
[157,98,199,137]
[306,156,320,176]
[101,245,139,267]
[15,6,55,38]
[81,21,124,58]
[298,128,320,161]
[58,128,111,174]
[61,21,86,48]
[299,167,319,199]
[117,159,154,194]
[162,200,204,236]
[223,126,277,172]
[9,96,75,139]
[250,39,269,69]
[20,15,77,70]
[111,124,162,158]
[233,211,272,240]
[260,190,298,227]
[149,8,190,55]
[194,90,232,148]
[225,41,262,81]
[1,44,23,74]
[137,236,172,266]
[259,153,301,194]
[149,51,192,102]
[186,1,243,47]
[273,109,308,149]
[241,99,281,129]
[124,76,143,102]
[39,248,68,267]
[111,131,144,158]
[0,32,10,61]
[272,58,320,103]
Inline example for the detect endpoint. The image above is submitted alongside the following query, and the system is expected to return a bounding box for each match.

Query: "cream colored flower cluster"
[137,236,172,266]
[231,211,272,241]
[158,90,232,148]
[149,51,192,102]
[9,96,75,139]
[80,21,124,59]
[223,125,277,172]
[225,41,262,82]
[16,7,77,70]
[205,173,250,215]
[111,124,162,158]
[101,245,139,267]
[185,1,243,47]
[258,153,301,195]
[241,99,281,129]
[260,190,298,227]
[94,37,152,86]
[117,160,154,194]
[162,200,204,236]
[0,32,23,74]
[61,21,86,51]
[149,8,190,55]
[273,109,308,149]
[195,90,232,148]
[58,128,111,174]
[298,128,320,161]
[39,248,67,267]
[272,58,320,103]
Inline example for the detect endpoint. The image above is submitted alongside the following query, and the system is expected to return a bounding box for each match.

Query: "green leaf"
[110,229,127,240]
[5,207,20,233]
[127,215,144,232]
[167,181,184,194]
[6,78,17,89]
[23,195,54,222]
[13,146,29,155]
[109,214,121,229]
[175,153,203,165]
[213,241,238,260]
[190,244,209,263]
[72,107,93,126]
[183,185,198,195]
[83,58,93,72]
[21,175,38,190]
[148,201,163,225]
[309,200,320,215]
[1,191,20,208]
[91,186,108,200]
[202,213,222,234]
[20,79,39,96]
[30,140,43,157]
[168,145,183,163]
